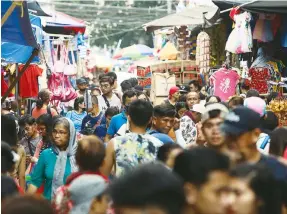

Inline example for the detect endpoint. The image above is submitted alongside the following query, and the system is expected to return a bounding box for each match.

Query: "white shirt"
[256,133,270,155]
[97,93,121,112]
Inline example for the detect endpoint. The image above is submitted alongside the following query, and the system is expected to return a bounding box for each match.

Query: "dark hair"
[269,128,287,157]
[246,89,260,98]
[239,79,250,91]
[173,147,230,186]
[73,97,85,111]
[122,90,137,106]
[188,80,201,91]
[99,75,114,85]
[157,143,181,163]
[136,91,149,101]
[199,92,206,100]
[106,72,117,81]
[1,175,19,201]
[128,100,153,127]
[230,163,282,214]
[105,107,120,118]
[267,92,279,105]
[1,115,18,147]
[24,116,36,126]
[129,77,138,87]
[1,141,15,173]
[121,80,133,92]
[206,95,221,103]
[228,96,244,108]
[154,104,176,118]
[175,102,187,113]
[108,163,186,214]
[2,195,55,214]
[76,136,106,171]
[36,89,50,109]
[178,94,187,102]
[36,114,53,137]
[261,111,279,133]
[52,117,70,133]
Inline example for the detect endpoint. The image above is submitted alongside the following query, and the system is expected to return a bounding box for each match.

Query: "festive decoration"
[267,99,287,126]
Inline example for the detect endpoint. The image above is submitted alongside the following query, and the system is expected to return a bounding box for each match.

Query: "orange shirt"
[32,107,58,119]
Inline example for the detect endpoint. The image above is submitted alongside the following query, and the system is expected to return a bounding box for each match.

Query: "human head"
[76,136,106,172]
[36,89,52,109]
[122,90,137,108]
[73,96,85,111]
[169,86,180,101]
[1,115,18,148]
[108,163,186,214]
[128,77,138,88]
[128,100,153,130]
[68,175,108,214]
[246,89,260,98]
[90,85,101,96]
[51,117,71,151]
[134,85,144,93]
[120,80,133,93]
[269,127,287,158]
[157,143,182,168]
[186,92,200,109]
[239,79,250,94]
[189,80,201,92]
[106,72,118,89]
[190,104,205,123]
[1,176,19,202]
[221,107,262,163]
[228,96,244,110]
[229,163,282,214]
[1,141,19,174]
[36,114,52,138]
[105,107,120,128]
[23,116,38,139]
[201,103,229,149]
[99,76,114,95]
[244,97,266,117]
[2,195,55,214]
[173,148,230,214]
[76,78,88,92]
[152,104,176,134]
[200,86,208,96]
[206,95,221,104]
[175,102,188,118]
[137,91,149,101]
[260,111,279,133]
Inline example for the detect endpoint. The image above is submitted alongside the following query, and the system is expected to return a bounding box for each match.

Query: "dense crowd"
[1,72,287,214]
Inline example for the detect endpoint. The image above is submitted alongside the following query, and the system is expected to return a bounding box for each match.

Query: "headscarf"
[51,118,78,198]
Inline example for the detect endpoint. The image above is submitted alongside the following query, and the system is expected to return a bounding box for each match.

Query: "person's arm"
[27,151,46,194]
[100,140,115,177]
[18,147,26,192]
[105,117,117,142]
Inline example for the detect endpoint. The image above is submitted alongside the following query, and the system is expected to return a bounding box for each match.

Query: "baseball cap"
[201,103,229,123]
[191,104,205,114]
[134,85,144,92]
[169,86,179,97]
[76,78,87,85]
[221,107,261,136]
[178,85,189,93]
[69,175,107,214]
[244,97,266,117]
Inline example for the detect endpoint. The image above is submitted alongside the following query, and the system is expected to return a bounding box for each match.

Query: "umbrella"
[159,42,179,60]
[27,1,51,17]
[143,5,220,32]
[113,44,154,60]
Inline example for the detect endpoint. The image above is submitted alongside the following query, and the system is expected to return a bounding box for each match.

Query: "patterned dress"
[113,133,163,177]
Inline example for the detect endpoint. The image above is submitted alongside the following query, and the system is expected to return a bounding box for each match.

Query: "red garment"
[1,72,14,97]
[19,64,43,98]
[229,7,241,20]
[249,67,270,94]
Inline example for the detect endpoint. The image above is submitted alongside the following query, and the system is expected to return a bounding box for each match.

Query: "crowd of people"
[1,72,287,214]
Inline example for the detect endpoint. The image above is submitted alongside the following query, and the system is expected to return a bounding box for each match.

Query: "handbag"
[64,46,77,76]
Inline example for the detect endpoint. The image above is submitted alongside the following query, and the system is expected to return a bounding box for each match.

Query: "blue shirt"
[81,112,107,140]
[31,148,72,201]
[148,130,175,144]
[107,111,127,136]
[65,110,87,133]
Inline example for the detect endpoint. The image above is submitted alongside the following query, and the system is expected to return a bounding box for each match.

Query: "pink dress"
[210,68,240,101]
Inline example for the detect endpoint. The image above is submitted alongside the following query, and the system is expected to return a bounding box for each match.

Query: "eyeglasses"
[100,84,111,89]
[52,130,68,136]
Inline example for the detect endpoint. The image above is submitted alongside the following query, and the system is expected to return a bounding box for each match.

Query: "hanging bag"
[64,46,77,76]
[53,44,65,73]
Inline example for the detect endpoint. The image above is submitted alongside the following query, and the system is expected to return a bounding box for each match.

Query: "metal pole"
[1,48,39,103]
[15,63,20,115]
[220,0,258,14]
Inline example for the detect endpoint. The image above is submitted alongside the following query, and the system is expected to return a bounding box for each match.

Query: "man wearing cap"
[164,86,180,107]
[76,78,93,112]
[201,103,229,153]
[221,107,287,206]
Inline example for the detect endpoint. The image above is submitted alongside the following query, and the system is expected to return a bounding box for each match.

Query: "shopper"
[186,91,200,109]
[205,95,221,104]
[105,106,120,130]
[76,78,92,112]
[157,143,182,169]
[164,86,180,107]
[189,80,201,92]
[269,127,287,159]
[175,102,188,118]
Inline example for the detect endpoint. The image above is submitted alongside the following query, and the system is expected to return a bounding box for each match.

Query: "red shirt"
[19,64,43,98]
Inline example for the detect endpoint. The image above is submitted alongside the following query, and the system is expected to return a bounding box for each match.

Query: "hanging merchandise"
[281,16,287,47]
[52,44,66,74]
[210,66,240,101]
[64,46,77,76]
[225,10,253,54]
[196,31,210,74]
[253,14,276,43]
[18,64,43,98]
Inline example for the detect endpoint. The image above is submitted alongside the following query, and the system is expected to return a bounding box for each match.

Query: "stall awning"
[28,0,51,17]
[143,5,220,32]
[1,1,38,47]
[213,0,287,14]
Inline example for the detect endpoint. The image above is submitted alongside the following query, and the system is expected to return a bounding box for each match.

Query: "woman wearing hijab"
[27,117,80,201]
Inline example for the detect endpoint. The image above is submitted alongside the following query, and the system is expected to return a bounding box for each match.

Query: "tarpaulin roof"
[143,5,220,32]
[2,14,42,63]
[1,1,38,47]
[28,0,51,17]
[213,0,287,13]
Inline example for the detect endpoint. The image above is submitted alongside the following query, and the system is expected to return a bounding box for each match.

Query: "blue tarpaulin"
[1,2,41,63]
[1,1,37,47]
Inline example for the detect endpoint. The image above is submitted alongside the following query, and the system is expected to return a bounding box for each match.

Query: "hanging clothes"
[253,14,276,42]
[281,16,287,48]
[1,71,14,97]
[249,67,271,94]
[225,11,253,54]
[19,64,43,98]
[196,31,210,74]
[210,67,240,101]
